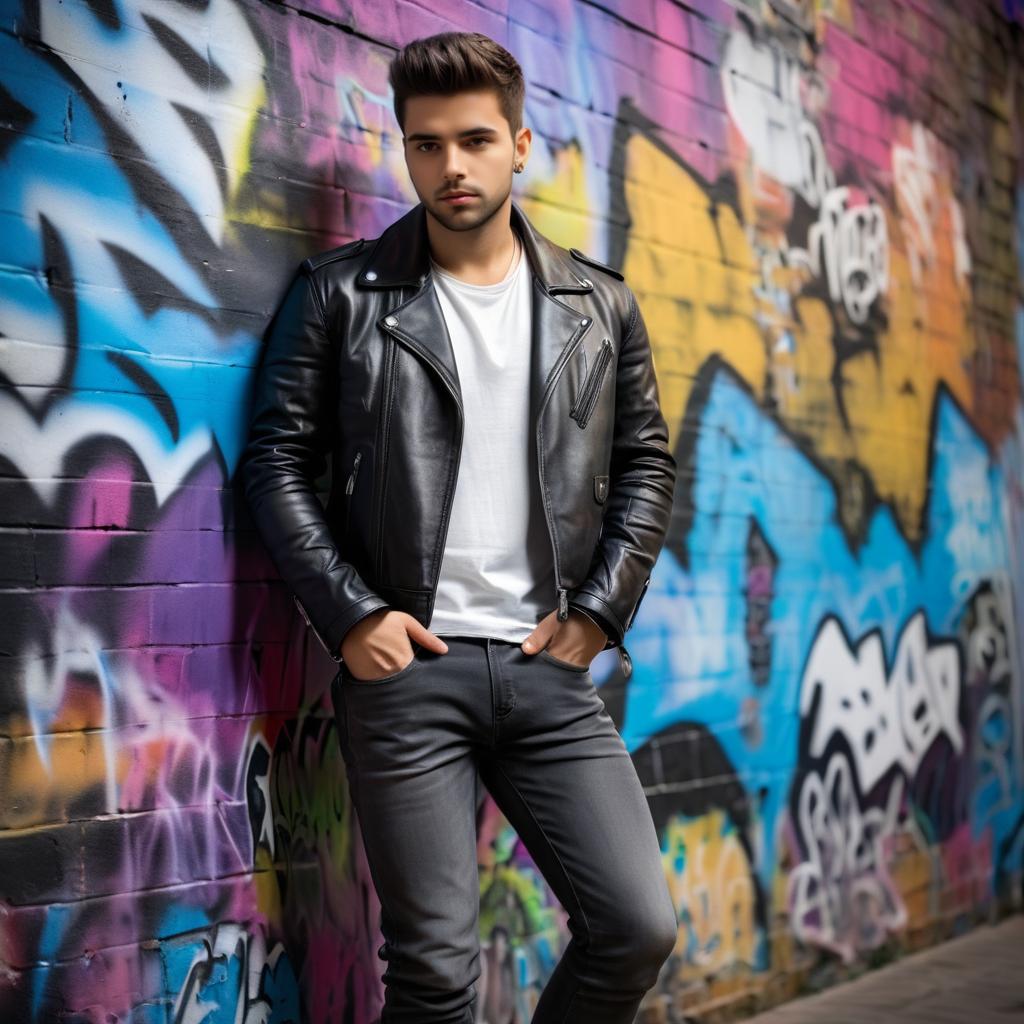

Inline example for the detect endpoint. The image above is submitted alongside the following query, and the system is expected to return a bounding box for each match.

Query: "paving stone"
[741,917,1024,1023]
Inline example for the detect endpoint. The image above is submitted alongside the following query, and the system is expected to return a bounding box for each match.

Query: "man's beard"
[423,181,511,232]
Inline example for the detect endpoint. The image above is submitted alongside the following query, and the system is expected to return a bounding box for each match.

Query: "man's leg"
[331,637,493,1024]
[476,639,678,1024]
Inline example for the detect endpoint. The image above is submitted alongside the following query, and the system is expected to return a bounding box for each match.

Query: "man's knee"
[591,898,678,984]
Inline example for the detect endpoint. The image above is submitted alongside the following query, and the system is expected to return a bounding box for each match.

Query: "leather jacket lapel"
[376,284,462,408]
[529,279,594,430]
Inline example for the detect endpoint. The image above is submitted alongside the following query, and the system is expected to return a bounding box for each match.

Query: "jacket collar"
[356,199,594,295]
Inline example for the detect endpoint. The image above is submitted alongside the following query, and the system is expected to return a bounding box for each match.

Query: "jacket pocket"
[570,336,614,429]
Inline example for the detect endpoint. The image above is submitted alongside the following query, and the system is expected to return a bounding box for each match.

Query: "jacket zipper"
[374,342,398,581]
[344,449,362,536]
[379,310,466,628]
[428,403,465,625]
[626,575,651,631]
[293,594,341,661]
[570,337,613,429]
[538,314,593,620]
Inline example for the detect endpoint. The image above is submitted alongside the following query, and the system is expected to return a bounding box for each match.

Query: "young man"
[239,31,678,1024]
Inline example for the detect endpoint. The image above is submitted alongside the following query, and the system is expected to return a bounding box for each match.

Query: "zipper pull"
[345,451,362,494]
[557,587,568,621]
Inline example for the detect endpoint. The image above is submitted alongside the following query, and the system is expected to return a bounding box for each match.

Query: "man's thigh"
[331,640,493,989]
[478,643,676,949]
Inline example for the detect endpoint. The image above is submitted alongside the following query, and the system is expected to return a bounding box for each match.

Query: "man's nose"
[442,144,467,178]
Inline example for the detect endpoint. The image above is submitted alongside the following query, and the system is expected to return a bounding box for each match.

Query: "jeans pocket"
[342,646,420,684]
[537,647,590,673]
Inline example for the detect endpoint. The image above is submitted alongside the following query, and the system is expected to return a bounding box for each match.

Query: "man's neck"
[426,196,519,286]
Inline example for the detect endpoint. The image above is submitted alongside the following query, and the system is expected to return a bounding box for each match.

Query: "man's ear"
[515,125,532,157]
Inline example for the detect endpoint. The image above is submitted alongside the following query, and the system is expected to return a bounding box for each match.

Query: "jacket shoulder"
[301,237,366,274]
[569,246,624,282]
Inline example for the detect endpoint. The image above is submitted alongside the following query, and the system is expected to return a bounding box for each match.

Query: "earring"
[513,162,524,173]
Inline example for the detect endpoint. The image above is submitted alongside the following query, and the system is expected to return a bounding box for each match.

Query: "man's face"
[401,88,529,232]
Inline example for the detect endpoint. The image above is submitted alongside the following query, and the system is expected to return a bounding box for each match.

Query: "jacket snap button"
[581,317,589,325]
[365,270,378,281]
[384,315,398,327]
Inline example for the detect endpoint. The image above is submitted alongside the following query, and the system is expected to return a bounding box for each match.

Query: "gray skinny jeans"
[331,634,678,1024]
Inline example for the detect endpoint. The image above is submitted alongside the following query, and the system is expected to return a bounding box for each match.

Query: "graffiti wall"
[1,0,1022,1020]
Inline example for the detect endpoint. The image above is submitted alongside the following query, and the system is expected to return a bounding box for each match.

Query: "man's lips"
[440,192,477,204]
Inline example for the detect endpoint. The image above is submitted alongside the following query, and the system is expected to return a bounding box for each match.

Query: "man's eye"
[415,139,488,151]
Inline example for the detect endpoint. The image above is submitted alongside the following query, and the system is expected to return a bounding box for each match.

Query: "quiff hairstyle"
[388,32,525,140]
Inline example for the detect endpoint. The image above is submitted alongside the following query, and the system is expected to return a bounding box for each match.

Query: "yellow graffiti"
[620,129,765,456]
[0,722,115,830]
[618,111,1018,542]
[521,142,596,254]
[662,810,758,977]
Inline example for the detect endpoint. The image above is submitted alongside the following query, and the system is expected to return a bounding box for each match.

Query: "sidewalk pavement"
[741,915,1024,1023]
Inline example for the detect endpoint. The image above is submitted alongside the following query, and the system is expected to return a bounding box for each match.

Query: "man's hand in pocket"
[520,609,607,669]
[339,610,449,681]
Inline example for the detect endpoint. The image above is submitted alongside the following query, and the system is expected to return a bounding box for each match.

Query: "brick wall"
[1,0,1022,1020]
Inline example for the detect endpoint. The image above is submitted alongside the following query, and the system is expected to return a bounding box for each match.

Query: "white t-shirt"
[427,235,557,641]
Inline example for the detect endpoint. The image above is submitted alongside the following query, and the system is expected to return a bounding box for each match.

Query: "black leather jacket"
[238,200,676,679]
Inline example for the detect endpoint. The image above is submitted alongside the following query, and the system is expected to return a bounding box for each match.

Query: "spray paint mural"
[1,0,1022,1020]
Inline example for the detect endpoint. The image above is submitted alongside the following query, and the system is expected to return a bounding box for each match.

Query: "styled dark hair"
[388,32,525,139]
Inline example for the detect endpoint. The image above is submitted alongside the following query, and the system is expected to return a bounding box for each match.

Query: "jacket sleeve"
[567,285,677,649]
[236,263,390,662]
